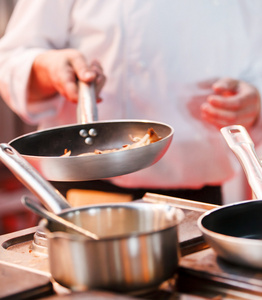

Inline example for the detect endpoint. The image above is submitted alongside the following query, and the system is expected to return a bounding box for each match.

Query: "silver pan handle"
[221,125,262,199]
[143,192,219,211]
[77,81,98,124]
[0,144,71,214]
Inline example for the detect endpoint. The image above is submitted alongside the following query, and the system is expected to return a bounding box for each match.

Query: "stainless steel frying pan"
[9,82,173,181]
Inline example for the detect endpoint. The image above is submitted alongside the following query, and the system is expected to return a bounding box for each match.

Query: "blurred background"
[0,0,38,234]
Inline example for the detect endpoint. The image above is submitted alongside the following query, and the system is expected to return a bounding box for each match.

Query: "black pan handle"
[77,81,98,124]
[0,144,71,214]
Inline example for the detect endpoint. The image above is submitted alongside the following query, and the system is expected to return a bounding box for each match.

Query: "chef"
[0,0,262,205]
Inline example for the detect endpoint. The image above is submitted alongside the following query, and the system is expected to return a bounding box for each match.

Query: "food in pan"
[62,128,161,157]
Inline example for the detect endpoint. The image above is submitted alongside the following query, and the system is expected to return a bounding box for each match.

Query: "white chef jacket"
[1,0,262,190]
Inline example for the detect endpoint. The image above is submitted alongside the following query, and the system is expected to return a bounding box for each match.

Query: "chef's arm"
[28,49,106,104]
[0,0,76,124]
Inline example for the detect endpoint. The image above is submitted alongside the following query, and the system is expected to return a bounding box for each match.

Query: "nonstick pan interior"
[198,199,262,269]
[10,120,171,156]
[9,120,173,181]
[201,200,262,239]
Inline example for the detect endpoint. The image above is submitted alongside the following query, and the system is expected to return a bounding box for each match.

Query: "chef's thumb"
[212,78,238,96]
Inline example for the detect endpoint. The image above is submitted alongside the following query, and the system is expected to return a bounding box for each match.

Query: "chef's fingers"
[70,56,106,101]
[212,78,239,95]
[32,49,83,103]
[55,50,105,103]
[68,51,96,82]
[201,102,259,129]
[89,60,107,95]
[54,65,79,103]
[29,49,79,103]
[207,81,260,120]
[207,92,259,111]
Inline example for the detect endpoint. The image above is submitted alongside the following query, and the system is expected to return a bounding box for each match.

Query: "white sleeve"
[0,0,75,125]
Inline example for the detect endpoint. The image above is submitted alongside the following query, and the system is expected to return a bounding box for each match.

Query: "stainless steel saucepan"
[0,143,184,293]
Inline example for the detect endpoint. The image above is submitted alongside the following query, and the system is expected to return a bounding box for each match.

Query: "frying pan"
[9,82,173,181]
[143,125,262,269]
[197,125,262,269]
[0,143,184,292]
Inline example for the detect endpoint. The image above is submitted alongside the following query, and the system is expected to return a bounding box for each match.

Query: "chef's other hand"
[28,49,106,103]
[201,78,260,129]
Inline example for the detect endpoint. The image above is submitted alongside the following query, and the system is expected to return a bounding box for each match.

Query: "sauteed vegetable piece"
[62,128,162,157]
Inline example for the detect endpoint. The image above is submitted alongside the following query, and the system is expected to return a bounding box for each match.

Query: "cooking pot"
[8,82,173,181]
[39,202,183,293]
[0,143,184,293]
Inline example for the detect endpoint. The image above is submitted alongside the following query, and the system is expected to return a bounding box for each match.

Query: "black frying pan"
[8,82,173,181]
[143,191,262,269]
[197,125,262,269]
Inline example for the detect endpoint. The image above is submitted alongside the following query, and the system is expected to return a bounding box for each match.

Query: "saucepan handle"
[221,125,262,199]
[0,144,71,213]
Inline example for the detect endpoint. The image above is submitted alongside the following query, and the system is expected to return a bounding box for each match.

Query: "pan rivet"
[89,128,97,137]
[85,137,93,145]
[79,129,88,138]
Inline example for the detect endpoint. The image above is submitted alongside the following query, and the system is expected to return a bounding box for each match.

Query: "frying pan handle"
[221,125,262,199]
[77,81,98,124]
[0,144,71,214]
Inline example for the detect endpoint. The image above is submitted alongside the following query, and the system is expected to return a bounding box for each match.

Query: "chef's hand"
[201,78,261,129]
[28,49,106,103]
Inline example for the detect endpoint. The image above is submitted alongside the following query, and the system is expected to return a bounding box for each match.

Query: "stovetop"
[0,205,208,299]
[177,248,262,300]
[0,206,206,272]
[2,202,262,299]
